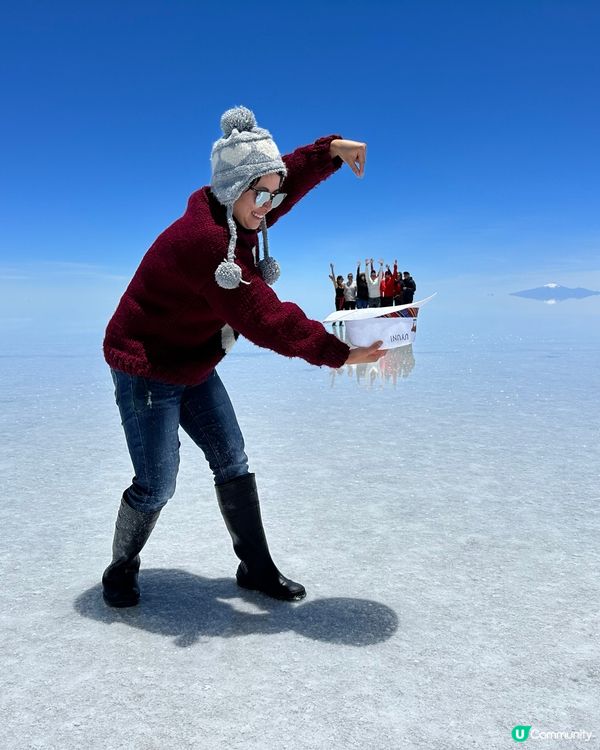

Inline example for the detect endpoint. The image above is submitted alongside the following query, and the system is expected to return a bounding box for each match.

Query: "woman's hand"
[345,341,385,365]
[330,139,367,178]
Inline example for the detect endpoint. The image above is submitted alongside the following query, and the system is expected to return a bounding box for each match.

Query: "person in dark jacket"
[402,271,416,304]
[329,264,346,322]
[356,260,370,309]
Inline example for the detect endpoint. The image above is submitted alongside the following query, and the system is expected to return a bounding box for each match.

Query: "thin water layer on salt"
[1,294,598,749]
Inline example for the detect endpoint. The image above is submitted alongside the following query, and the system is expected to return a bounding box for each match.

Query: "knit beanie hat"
[210,106,286,289]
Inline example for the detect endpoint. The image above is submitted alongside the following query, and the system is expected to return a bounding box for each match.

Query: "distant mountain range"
[511,283,600,303]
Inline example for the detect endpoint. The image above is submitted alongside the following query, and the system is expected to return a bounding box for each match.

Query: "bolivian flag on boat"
[324,294,436,349]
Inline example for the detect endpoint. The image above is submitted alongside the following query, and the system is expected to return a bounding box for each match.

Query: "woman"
[343,271,357,310]
[356,260,369,309]
[102,106,384,608]
[328,264,346,325]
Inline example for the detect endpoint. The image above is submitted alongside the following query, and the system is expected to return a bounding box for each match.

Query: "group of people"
[329,259,416,317]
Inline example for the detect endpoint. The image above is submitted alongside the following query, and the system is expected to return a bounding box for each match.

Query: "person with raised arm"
[102,106,384,608]
[356,260,369,309]
[329,262,347,325]
[381,259,398,307]
[366,257,383,307]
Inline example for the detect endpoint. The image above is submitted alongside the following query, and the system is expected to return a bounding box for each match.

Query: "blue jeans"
[356,298,369,309]
[110,368,249,513]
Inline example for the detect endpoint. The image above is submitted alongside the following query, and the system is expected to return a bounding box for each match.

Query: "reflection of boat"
[324,294,436,349]
[328,339,416,388]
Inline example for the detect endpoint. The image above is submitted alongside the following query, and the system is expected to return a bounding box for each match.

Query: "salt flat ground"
[1,294,598,750]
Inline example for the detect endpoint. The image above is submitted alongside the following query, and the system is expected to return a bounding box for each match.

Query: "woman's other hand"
[330,139,367,178]
[345,341,385,364]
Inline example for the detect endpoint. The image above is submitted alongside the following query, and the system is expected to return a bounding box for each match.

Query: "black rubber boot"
[102,496,161,608]
[216,473,306,601]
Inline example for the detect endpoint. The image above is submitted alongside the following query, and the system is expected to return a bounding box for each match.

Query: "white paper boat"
[323,293,436,349]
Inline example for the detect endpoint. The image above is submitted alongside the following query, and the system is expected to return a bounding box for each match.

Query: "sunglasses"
[249,186,287,209]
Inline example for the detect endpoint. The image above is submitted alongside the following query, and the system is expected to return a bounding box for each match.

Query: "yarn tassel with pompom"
[214,207,250,289]
[256,218,280,286]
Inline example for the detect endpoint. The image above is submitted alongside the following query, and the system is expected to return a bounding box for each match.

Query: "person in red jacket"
[380,260,398,307]
[101,106,384,608]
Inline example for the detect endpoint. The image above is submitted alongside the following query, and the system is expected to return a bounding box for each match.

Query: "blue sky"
[1,0,599,332]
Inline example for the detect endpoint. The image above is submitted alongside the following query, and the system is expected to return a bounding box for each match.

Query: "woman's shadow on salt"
[75,568,398,648]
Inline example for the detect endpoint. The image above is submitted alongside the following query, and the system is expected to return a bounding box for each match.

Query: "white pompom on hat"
[210,106,286,289]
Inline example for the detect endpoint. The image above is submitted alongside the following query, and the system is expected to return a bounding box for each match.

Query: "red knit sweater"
[103,136,350,385]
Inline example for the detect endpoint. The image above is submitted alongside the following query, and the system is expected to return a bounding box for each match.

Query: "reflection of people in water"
[379,345,416,385]
[329,344,415,387]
